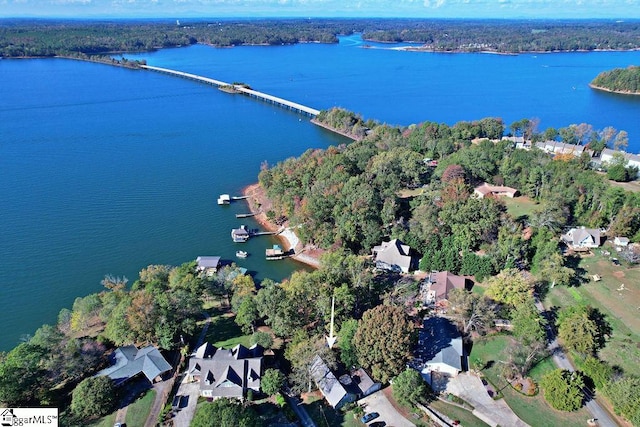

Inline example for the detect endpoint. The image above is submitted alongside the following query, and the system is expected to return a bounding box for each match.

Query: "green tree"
[191,397,258,427]
[392,368,430,407]
[70,376,117,419]
[354,305,414,383]
[604,376,640,426]
[285,334,336,394]
[235,296,258,334]
[557,306,610,356]
[540,369,585,411]
[0,343,47,406]
[582,356,613,390]
[261,369,286,396]
[251,331,274,349]
[337,318,359,368]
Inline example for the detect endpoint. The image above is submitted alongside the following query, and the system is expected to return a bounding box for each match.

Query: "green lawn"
[501,196,538,222]
[430,400,490,427]
[199,308,253,349]
[125,389,156,426]
[471,335,592,427]
[88,413,116,427]
[544,250,640,377]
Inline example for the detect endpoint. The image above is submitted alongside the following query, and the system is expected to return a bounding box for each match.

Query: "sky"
[1,0,639,19]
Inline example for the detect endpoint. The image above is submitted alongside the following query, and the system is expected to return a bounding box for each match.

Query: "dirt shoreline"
[242,183,322,269]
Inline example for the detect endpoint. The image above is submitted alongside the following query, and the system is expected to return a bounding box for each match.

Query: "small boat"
[236,250,248,258]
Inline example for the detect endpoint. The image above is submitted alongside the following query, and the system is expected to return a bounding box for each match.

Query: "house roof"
[310,355,348,408]
[97,345,172,385]
[562,227,601,246]
[188,343,263,398]
[196,256,221,269]
[349,368,377,396]
[429,271,467,300]
[473,182,518,198]
[372,239,413,272]
[417,317,464,372]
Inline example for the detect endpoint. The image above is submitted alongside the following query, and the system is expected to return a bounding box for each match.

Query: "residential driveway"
[170,376,201,427]
[445,373,529,427]
[359,390,415,427]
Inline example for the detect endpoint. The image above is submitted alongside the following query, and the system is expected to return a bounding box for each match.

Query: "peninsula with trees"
[591,65,640,95]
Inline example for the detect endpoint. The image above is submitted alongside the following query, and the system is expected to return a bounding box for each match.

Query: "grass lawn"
[125,389,156,427]
[471,335,592,427]
[198,306,253,349]
[430,400,490,427]
[501,196,538,222]
[88,413,116,427]
[545,249,640,377]
[302,394,360,427]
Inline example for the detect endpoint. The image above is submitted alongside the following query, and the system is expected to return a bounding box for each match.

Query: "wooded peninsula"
[2,18,640,58]
[591,65,640,95]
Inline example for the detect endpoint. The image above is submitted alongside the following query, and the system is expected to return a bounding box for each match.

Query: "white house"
[562,227,601,250]
[614,236,630,247]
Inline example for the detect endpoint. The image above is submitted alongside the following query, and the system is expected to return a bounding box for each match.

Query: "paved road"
[359,390,416,427]
[535,299,620,427]
[445,373,529,427]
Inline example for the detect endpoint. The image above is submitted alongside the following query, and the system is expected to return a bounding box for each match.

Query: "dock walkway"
[141,65,320,117]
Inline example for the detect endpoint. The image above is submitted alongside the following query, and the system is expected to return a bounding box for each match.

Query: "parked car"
[360,412,380,423]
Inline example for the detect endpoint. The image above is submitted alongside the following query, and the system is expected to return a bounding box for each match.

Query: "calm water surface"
[1,35,640,350]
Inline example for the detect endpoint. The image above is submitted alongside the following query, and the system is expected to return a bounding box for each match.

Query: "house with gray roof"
[97,345,172,386]
[371,239,414,273]
[310,355,356,409]
[187,343,263,399]
[196,256,221,273]
[562,227,602,250]
[415,317,466,388]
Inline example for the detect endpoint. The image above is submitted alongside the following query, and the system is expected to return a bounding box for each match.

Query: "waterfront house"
[562,227,601,250]
[535,140,586,156]
[196,256,221,273]
[187,343,263,400]
[371,239,414,273]
[96,345,172,386]
[231,225,250,243]
[473,182,519,199]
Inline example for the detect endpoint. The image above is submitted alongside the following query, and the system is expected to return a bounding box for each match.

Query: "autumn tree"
[447,288,495,335]
[354,305,414,383]
[285,333,336,394]
[485,269,533,307]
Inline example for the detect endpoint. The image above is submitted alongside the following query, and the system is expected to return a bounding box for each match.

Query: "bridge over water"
[141,65,320,117]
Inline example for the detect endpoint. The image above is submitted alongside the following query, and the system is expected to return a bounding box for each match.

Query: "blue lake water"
[2,34,640,351]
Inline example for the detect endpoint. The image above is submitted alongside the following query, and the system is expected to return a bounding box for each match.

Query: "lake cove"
[1,35,640,350]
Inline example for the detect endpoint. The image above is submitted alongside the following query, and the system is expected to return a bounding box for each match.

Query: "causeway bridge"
[141,65,320,117]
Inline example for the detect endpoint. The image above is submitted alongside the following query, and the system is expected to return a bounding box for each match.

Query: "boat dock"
[235,213,256,218]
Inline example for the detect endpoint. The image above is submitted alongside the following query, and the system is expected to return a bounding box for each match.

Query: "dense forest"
[591,65,640,94]
[2,19,640,57]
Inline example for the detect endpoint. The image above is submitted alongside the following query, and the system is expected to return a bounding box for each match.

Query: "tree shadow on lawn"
[565,255,590,287]
[205,314,244,344]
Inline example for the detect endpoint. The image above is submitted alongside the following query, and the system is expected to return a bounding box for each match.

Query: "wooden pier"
[141,65,320,117]
[235,213,256,218]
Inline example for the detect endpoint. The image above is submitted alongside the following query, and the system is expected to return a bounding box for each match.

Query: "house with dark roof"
[96,345,172,386]
[371,239,415,273]
[422,271,469,304]
[414,317,466,388]
[196,256,221,273]
[187,343,263,399]
[562,227,601,250]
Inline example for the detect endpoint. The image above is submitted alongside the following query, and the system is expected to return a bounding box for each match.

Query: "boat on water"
[236,250,248,258]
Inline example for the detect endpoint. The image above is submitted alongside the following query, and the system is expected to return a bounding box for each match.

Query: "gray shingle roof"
[372,239,413,273]
[417,317,464,372]
[97,345,172,385]
[310,355,349,408]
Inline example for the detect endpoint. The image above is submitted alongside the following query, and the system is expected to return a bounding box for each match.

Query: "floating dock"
[235,213,256,218]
